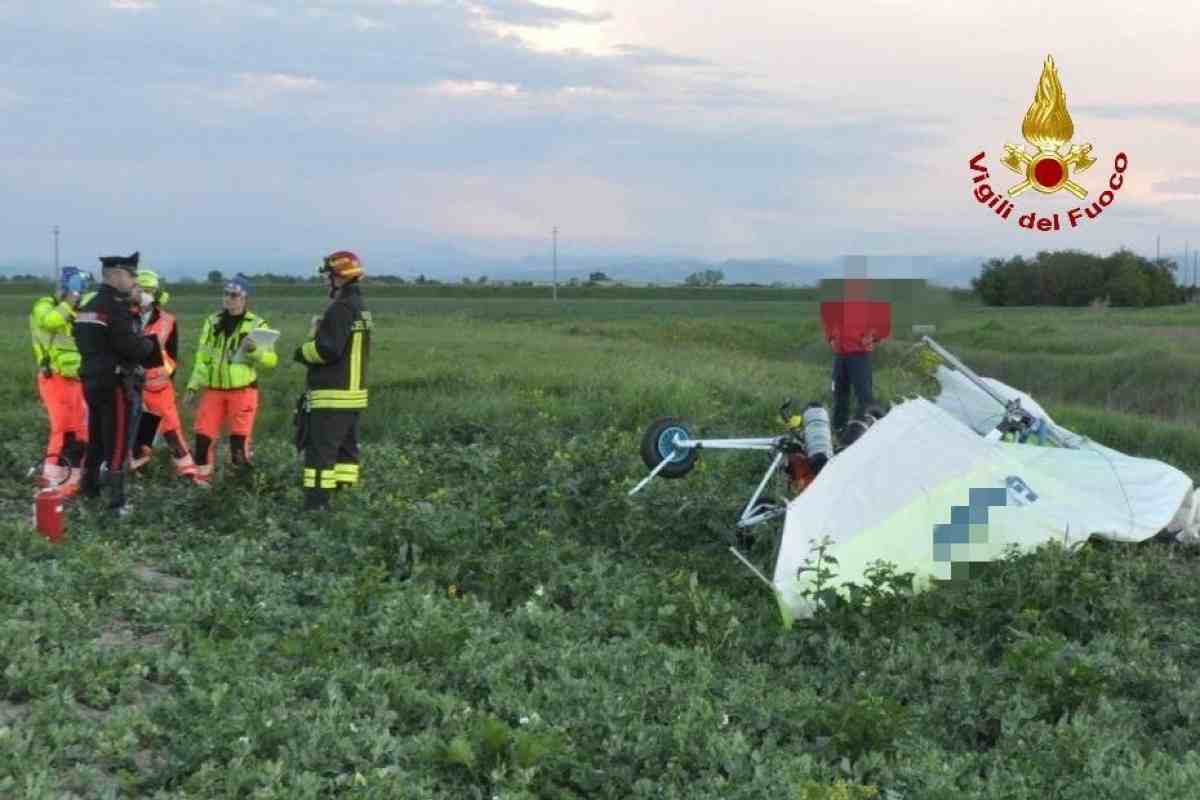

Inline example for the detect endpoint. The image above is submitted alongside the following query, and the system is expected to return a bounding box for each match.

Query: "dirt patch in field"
[132,563,191,592]
[74,680,171,725]
[95,619,168,651]
[0,700,29,725]
[57,745,168,798]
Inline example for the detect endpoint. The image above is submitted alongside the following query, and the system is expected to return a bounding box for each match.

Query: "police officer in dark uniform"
[293,250,371,511]
[73,252,163,514]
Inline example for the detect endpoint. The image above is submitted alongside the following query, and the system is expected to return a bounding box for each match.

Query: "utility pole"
[1156,234,1160,264]
[552,225,558,302]
[52,225,60,284]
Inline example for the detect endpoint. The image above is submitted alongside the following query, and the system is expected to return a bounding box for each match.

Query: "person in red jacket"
[130,270,197,478]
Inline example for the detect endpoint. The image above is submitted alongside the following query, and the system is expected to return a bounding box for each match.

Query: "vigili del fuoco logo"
[970,55,1127,232]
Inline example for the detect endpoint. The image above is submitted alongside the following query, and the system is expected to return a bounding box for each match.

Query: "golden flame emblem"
[1001,56,1097,198]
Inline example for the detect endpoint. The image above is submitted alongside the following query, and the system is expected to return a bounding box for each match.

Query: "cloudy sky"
[2,0,1198,274]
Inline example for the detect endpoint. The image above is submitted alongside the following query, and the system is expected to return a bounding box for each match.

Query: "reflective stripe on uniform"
[334,463,360,485]
[304,466,345,489]
[348,331,363,392]
[308,389,368,409]
[74,312,108,325]
[144,311,176,386]
[301,340,324,364]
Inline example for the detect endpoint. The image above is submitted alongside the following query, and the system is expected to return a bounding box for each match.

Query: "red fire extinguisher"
[33,479,67,544]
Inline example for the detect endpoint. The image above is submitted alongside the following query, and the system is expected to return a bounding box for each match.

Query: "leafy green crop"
[2,288,1199,798]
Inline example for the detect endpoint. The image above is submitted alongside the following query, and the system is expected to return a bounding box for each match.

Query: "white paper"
[246,328,280,348]
[234,328,280,362]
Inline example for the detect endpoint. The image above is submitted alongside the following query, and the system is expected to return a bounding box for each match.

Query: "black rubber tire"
[639,417,699,479]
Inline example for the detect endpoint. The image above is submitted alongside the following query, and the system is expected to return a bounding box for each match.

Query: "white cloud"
[485,19,618,56]
[236,72,325,93]
[352,14,384,31]
[468,0,619,55]
[208,72,327,110]
[429,79,522,97]
[358,168,655,244]
[558,85,618,97]
[5,0,1200,264]
[1152,177,1200,196]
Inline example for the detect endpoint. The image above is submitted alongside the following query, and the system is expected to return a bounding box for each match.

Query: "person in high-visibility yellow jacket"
[29,267,92,492]
[184,274,277,486]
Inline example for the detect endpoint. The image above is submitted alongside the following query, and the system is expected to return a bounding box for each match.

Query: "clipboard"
[233,328,280,362]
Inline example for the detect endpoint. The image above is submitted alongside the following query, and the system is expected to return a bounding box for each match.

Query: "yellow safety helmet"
[136,269,170,305]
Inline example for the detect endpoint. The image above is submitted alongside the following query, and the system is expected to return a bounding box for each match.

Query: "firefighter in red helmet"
[293,250,372,511]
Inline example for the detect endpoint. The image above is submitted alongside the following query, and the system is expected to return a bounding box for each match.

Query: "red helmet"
[320,250,364,280]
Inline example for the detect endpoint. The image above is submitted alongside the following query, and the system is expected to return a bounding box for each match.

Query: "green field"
[2,285,1199,798]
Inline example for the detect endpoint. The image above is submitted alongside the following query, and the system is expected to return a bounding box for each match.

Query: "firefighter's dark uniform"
[294,280,371,510]
[73,276,163,510]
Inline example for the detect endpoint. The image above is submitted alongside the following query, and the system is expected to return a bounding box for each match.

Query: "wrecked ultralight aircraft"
[772,339,1200,619]
[630,337,1200,620]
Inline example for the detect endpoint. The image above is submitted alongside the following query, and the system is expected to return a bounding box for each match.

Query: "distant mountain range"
[1,251,995,288]
[10,246,1187,288]
[7,229,1191,290]
[476,255,991,288]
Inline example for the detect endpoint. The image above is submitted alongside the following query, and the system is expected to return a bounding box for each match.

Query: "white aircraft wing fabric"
[772,376,1198,620]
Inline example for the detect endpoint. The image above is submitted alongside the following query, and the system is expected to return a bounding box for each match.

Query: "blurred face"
[223,289,246,315]
[130,285,144,305]
[104,268,136,293]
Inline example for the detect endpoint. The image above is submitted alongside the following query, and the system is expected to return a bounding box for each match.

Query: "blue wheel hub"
[656,426,689,463]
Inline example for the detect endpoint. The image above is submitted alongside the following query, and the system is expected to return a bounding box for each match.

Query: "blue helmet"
[223,273,252,297]
[59,266,90,296]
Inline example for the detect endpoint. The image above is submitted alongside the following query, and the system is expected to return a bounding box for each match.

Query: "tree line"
[7,250,1193,307]
[972,249,1190,307]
